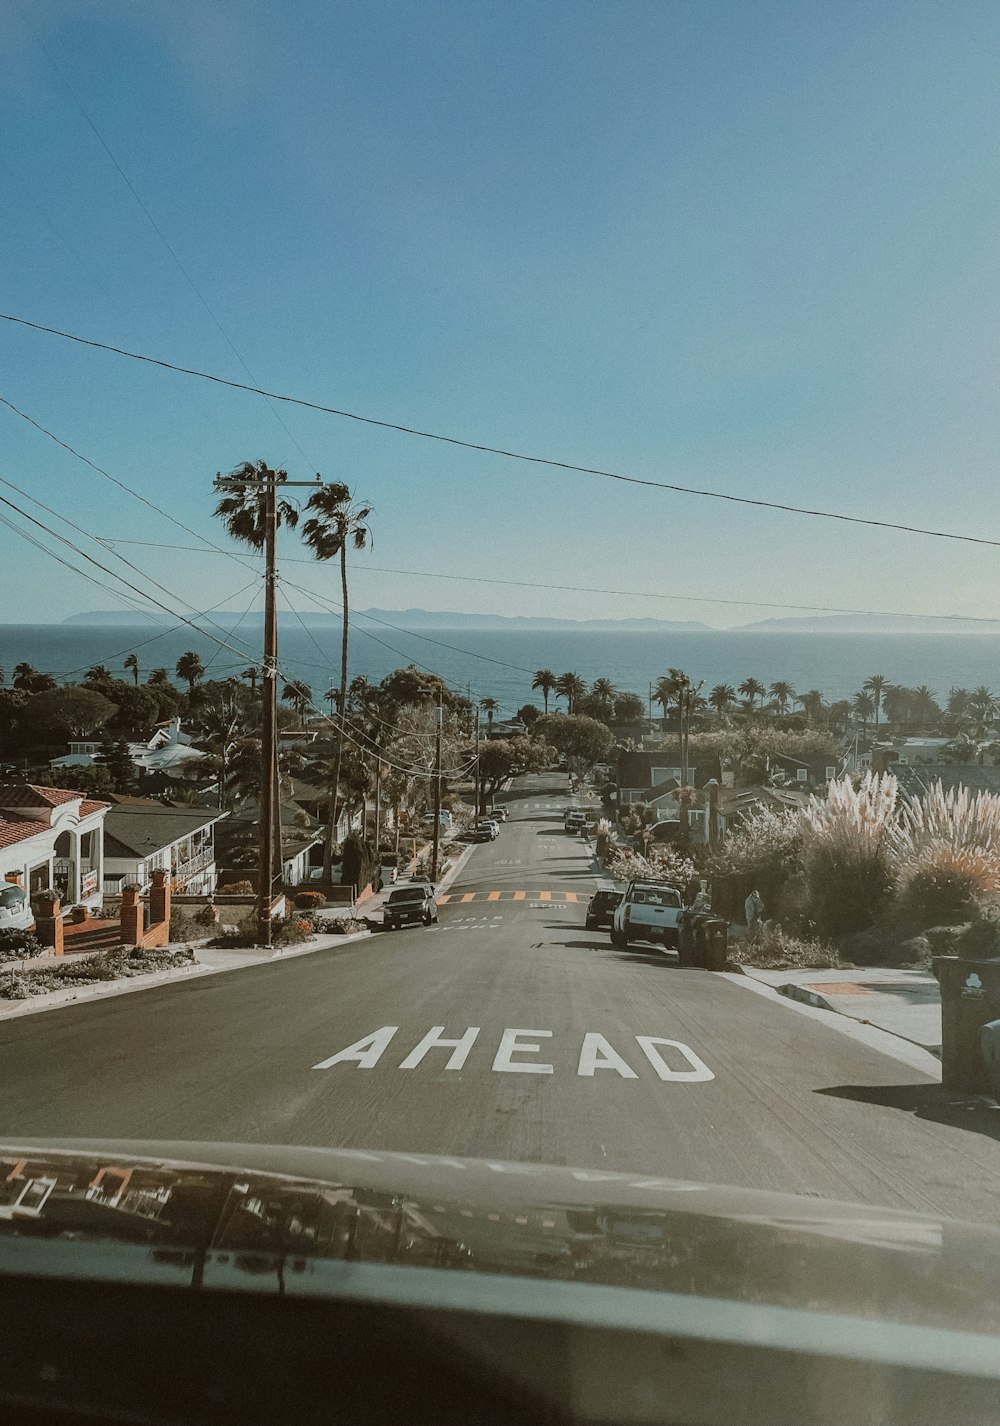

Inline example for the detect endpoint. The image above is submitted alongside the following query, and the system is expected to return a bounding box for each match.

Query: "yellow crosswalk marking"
[564,892,578,902]
[539,890,551,901]
[487,891,501,901]
[461,892,476,903]
[436,894,450,904]
[513,891,526,901]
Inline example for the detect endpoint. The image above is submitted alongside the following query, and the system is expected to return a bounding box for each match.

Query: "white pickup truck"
[610,879,684,949]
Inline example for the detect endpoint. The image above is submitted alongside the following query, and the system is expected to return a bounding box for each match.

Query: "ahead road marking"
[313,1027,714,1082]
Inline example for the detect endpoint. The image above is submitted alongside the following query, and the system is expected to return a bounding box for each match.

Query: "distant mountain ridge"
[58,608,1000,633]
[61,608,711,632]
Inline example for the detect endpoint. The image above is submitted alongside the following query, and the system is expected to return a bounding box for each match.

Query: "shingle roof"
[896,765,1000,798]
[103,805,227,859]
[0,782,83,808]
[0,815,51,850]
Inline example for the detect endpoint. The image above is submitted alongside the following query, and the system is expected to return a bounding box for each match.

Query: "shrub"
[706,805,802,889]
[194,903,219,927]
[607,844,700,899]
[317,915,368,936]
[798,773,898,934]
[295,890,324,910]
[729,923,841,970]
[896,846,1000,926]
[0,928,43,962]
[219,881,254,894]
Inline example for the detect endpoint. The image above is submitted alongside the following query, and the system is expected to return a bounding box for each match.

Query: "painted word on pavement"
[313,1026,714,1081]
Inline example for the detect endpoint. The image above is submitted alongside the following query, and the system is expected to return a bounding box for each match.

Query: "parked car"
[610,880,683,948]
[382,884,439,930]
[421,810,453,828]
[379,858,398,885]
[564,809,587,834]
[476,818,500,840]
[491,805,510,821]
[585,888,623,931]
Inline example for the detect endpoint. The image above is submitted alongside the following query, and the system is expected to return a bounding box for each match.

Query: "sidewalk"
[740,964,941,1054]
[0,833,480,1022]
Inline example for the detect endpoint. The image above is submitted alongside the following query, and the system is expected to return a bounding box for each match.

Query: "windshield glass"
[3,6,1000,1407]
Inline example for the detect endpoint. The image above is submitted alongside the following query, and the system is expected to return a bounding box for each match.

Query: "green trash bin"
[932,954,1000,1093]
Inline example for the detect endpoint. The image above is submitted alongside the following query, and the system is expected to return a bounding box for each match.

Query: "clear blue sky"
[2,0,999,628]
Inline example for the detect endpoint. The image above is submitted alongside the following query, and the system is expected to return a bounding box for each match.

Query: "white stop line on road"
[313,1026,714,1082]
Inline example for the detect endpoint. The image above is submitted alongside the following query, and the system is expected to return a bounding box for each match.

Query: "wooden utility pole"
[373,754,382,848]
[474,704,481,818]
[431,694,444,881]
[258,472,278,947]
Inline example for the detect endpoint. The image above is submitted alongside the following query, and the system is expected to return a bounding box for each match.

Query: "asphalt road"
[3,773,1000,1223]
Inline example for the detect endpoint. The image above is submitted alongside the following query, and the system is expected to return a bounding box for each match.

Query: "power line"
[3,310,999,550]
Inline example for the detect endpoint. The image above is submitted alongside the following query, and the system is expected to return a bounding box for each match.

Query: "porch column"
[69,830,81,905]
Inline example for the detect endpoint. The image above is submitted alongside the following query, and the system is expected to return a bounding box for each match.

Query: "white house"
[102,800,228,895]
[0,783,109,920]
[51,718,208,779]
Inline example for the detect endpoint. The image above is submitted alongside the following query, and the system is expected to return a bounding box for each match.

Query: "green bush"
[729,924,841,970]
[0,928,43,962]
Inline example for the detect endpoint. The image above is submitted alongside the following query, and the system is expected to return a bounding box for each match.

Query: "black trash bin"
[932,954,1000,1092]
[676,910,696,967]
[701,916,729,972]
[688,913,710,968]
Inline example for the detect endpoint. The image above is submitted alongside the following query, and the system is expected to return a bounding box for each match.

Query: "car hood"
[2,1139,1000,1338]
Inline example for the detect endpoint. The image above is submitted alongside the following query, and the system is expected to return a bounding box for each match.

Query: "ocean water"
[4,623,1000,719]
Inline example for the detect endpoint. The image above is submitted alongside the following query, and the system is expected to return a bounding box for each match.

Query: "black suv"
[382,884,439,930]
[585,888,623,931]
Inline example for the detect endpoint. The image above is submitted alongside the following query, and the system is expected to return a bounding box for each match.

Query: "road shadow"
[557,936,679,969]
[850,981,940,1005]
[816,1083,1000,1144]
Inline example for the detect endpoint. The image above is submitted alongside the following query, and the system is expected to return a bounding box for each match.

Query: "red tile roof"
[0,816,51,850]
[78,799,110,818]
[0,783,84,808]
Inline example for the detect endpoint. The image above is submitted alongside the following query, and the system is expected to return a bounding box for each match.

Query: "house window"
[796,769,808,782]
[825,766,836,779]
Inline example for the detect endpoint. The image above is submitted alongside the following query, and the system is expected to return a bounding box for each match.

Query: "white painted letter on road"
[577,1033,638,1079]
[492,1028,554,1074]
[399,1026,481,1071]
[313,1026,399,1070]
[635,1036,715,1082]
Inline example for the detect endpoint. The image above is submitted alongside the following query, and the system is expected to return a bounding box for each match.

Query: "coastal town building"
[0,783,109,919]
[101,799,227,896]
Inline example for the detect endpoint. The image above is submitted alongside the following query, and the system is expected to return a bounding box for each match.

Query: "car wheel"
[585,917,597,931]
[610,929,626,948]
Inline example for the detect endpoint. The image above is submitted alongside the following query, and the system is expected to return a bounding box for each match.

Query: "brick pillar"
[120,885,144,948]
[149,869,170,928]
[34,894,64,955]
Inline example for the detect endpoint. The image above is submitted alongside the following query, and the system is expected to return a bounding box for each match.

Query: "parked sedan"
[382,885,439,930]
[476,819,500,840]
[585,888,623,931]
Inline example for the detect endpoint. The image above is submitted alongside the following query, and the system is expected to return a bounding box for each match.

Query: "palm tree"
[241,666,259,694]
[852,689,876,734]
[531,669,557,714]
[301,481,374,881]
[0,666,5,689]
[148,667,170,687]
[863,674,889,730]
[213,460,300,547]
[121,653,139,686]
[912,685,941,727]
[12,662,38,691]
[769,680,795,715]
[85,664,113,685]
[969,686,997,737]
[799,689,825,724]
[555,672,586,714]
[281,679,312,719]
[480,696,499,728]
[738,678,766,722]
[175,651,205,697]
[947,687,972,721]
[324,685,342,715]
[591,677,617,711]
[709,684,737,720]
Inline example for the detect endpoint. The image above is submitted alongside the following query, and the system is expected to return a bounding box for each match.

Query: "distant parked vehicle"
[476,818,500,840]
[379,858,399,885]
[382,884,438,930]
[611,880,683,949]
[585,889,623,931]
[564,809,587,834]
[491,805,510,821]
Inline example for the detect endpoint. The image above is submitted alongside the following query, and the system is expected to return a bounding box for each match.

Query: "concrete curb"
[775,980,942,1058]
